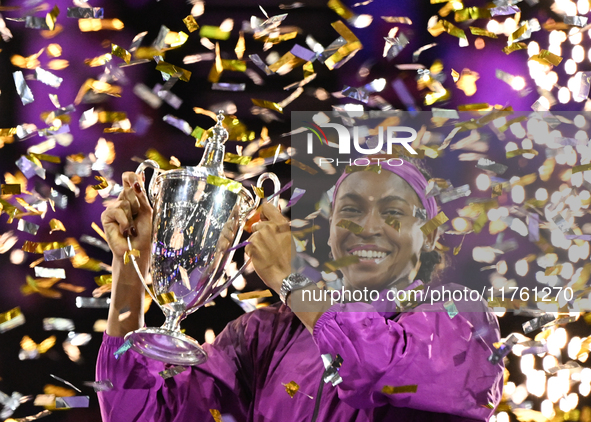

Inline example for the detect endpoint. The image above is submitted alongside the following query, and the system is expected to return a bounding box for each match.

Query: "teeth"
[351,250,387,259]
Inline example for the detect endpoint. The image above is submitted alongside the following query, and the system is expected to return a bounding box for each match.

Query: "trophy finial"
[211,110,229,144]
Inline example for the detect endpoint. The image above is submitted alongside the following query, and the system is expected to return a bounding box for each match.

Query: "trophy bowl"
[124,112,280,366]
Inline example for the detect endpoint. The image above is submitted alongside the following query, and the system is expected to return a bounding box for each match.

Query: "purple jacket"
[97,282,504,421]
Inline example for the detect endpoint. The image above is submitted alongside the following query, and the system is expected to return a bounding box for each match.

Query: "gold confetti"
[251,99,284,114]
[457,103,489,111]
[91,222,108,242]
[529,50,563,66]
[454,7,490,22]
[506,149,538,158]
[224,153,252,165]
[572,163,591,174]
[123,249,140,264]
[1,184,21,195]
[336,219,364,234]
[503,42,527,54]
[508,22,529,44]
[0,306,23,326]
[324,255,360,272]
[545,265,563,276]
[428,19,466,42]
[382,385,418,394]
[206,175,242,194]
[328,0,355,19]
[385,216,401,232]
[49,218,66,233]
[325,21,363,70]
[455,69,479,96]
[57,282,86,293]
[236,290,273,300]
[94,275,112,286]
[91,176,109,190]
[183,15,199,32]
[155,60,192,82]
[45,5,60,31]
[286,159,318,175]
[22,241,67,254]
[46,43,62,57]
[78,18,124,32]
[235,31,245,59]
[157,292,177,305]
[252,186,265,198]
[21,335,56,354]
[420,212,449,236]
[111,44,131,64]
[284,380,300,398]
[209,409,222,422]
[469,27,497,38]
[381,16,412,24]
[451,69,459,82]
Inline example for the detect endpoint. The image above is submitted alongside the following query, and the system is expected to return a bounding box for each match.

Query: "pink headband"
[332,160,438,220]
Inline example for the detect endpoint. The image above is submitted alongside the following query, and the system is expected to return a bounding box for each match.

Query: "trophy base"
[125,327,208,366]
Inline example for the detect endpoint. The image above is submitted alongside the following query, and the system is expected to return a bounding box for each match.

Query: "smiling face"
[329,170,434,292]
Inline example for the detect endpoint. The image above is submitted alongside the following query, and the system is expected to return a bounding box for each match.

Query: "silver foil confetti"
[475,158,508,175]
[564,15,588,27]
[80,234,111,252]
[321,353,343,386]
[76,296,110,308]
[384,32,409,60]
[34,68,63,88]
[552,213,575,235]
[432,108,459,119]
[522,313,556,334]
[17,220,40,235]
[490,5,520,16]
[66,7,104,18]
[43,317,75,331]
[249,54,273,75]
[13,71,34,105]
[133,83,162,109]
[34,267,66,279]
[154,84,182,109]
[82,380,113,392]
[16,156,45,179]
[488,334,518,364]
[0,390,24,419]
[212,82,246,91]
[50,374,82,393]
[55,396,90,408]
[159,365,188,379]
[440,184,471,204]
[341,86,370,103]
[162,114,192,134]
[43,245,76,261]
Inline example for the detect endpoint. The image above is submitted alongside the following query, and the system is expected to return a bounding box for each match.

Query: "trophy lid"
[192,111,228,177]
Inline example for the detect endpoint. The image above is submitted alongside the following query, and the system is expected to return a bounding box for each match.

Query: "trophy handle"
[135,159,161,206]
[129,160,164,310]
[217,173,282,296]
[251,172,282,212]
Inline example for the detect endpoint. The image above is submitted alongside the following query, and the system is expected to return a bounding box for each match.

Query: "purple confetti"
[565,234,591,240]
[290,44,316,62]
[228,241,251,252]
[267,180,293,201]
[528,213,539,242]
[287,188,306,208]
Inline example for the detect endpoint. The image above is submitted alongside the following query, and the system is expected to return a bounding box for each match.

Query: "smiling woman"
[97,158,504,422]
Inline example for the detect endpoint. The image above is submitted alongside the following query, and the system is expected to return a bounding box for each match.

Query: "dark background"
[0,0,590,420]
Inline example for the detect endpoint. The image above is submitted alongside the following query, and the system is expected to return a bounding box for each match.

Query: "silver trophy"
[125,111,281,366]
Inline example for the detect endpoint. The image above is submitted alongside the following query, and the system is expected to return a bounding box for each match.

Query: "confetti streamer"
[236,290,273,300]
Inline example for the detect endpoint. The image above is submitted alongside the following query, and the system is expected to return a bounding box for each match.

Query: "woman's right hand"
[101,172,153,260]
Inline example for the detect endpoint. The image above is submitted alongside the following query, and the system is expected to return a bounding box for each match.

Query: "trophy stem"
[161,309,184,332]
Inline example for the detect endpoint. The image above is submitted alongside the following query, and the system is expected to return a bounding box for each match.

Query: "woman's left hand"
[246,202,293,293]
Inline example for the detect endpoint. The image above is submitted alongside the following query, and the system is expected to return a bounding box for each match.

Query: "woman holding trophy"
[97,152,504,421]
